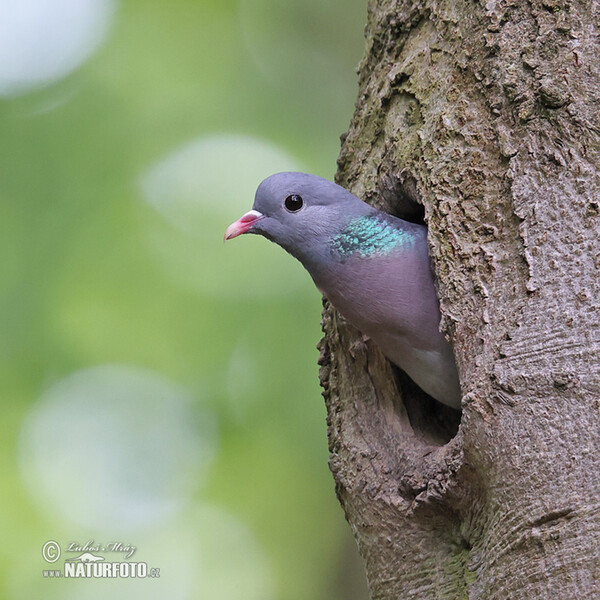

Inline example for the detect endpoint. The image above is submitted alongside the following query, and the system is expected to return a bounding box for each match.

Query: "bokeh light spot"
[140,134,313,299]
[19,364,216,531]
[0,0,116,98]
[140,133,304,232]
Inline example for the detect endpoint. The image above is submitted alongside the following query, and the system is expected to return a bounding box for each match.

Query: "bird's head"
[225,172,373,266]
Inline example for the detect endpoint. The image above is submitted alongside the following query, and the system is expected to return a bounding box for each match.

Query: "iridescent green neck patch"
[330,215,415,258]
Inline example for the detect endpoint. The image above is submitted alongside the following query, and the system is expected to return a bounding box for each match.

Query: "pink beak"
[224,210,265,240]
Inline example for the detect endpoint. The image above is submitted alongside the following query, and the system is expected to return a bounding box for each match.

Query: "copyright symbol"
[42,541,61,563]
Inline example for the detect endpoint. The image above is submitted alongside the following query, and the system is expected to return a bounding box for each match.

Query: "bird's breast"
[314,250,442,350]
[311,250,462,407]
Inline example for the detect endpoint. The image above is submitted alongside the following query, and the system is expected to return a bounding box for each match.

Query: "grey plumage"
[225,172,461,409]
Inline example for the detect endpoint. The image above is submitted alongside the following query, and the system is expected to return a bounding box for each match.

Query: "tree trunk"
[318,1,600,598]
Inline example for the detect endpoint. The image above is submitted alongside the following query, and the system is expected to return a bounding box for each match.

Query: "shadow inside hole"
[393,367,461,445]
[377,172,425,224]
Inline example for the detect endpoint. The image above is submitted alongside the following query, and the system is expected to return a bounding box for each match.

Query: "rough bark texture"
[318,1,600,598]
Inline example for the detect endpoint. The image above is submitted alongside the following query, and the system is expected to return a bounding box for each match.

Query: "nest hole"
[394,368,461,445]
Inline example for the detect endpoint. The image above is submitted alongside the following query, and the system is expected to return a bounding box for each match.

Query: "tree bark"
[318,1,600,598]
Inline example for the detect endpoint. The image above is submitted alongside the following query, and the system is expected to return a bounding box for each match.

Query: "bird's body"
[225,172,461,409]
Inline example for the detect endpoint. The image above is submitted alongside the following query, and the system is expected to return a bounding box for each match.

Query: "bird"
[225,172,461,409]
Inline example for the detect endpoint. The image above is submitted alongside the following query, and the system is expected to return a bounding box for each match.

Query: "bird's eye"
[284,194,303,212]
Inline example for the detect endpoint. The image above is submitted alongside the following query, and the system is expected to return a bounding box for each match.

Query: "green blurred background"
[0,0,369,598]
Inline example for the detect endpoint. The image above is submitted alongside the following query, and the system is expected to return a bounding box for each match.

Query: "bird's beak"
[224,210,265,240]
